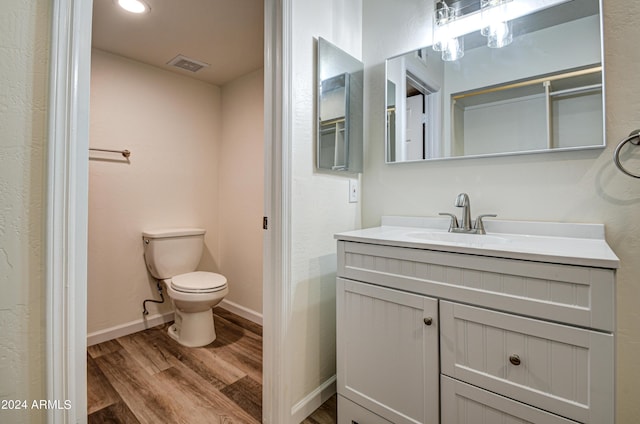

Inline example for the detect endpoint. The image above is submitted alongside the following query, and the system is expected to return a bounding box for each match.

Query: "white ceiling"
[91,0,264,86]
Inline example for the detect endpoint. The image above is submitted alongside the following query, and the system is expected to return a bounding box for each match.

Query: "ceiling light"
[116,0,150,14]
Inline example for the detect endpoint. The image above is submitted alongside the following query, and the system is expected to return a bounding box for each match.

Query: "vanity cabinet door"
[337,278,439,424]
[440,301,614,423]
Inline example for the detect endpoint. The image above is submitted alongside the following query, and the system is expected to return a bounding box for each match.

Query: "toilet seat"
[171,271,227,293]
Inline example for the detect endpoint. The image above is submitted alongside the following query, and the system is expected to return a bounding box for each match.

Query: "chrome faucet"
[454,193,472,231]
[439,193,496,234]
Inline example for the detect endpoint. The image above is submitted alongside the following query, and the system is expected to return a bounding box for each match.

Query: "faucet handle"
[439,213,459,231]
[474,214,497,234]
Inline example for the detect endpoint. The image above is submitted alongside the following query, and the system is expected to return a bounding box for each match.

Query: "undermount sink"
[406,231,509,245]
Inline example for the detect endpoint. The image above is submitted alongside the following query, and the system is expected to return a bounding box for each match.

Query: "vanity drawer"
[338,395,393,424]
[440,301,613,423]
[337,241,615,331]
[441,375,579,424]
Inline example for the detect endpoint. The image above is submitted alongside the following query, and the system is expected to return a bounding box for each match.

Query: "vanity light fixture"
[433,2,464,61]
[116,0,150,14]
[481,0,513,48]
[432,0,571,60]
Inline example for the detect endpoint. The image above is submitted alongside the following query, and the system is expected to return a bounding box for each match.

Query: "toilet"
[142,228,228,347]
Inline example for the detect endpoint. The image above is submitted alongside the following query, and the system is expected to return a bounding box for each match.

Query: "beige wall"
[0,0,49,422]
[219,69,264,314]
[362,0,640,421]
[88,49,222,332]
[88,50,264,335]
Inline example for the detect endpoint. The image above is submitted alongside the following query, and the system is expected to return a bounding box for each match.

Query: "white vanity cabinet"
[336,220,617,424]
[336,278,440,424]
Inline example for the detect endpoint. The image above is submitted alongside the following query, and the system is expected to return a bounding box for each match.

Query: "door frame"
[45,0,290,423]
[262,0,292,422]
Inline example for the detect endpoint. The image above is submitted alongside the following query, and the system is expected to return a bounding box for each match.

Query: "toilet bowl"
[164,271,228,347]
[142,228,228,347]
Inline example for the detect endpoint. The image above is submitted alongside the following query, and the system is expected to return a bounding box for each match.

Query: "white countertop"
[335,216,619,269]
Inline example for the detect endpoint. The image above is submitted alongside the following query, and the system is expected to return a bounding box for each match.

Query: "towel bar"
[89,148,131,158]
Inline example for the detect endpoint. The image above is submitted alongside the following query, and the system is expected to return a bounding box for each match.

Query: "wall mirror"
[318,37,364,172]
[386,0,604,163]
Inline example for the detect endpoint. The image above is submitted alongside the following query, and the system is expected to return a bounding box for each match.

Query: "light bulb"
[433,3,464,60]
[432,6,448,52]
[480,0,494,36]
[487,21,512,48]
[481,0,512,48]
[442,37,464,61]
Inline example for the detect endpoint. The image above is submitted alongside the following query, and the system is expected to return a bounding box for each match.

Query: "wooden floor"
[87,308,336,424]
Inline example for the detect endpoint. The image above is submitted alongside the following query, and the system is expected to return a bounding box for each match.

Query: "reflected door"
[405,94,425,161]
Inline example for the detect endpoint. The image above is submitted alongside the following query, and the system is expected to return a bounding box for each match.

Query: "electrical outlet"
[349,179,359,203]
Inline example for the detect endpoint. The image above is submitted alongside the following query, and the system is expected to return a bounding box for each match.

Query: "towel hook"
[613,130,640,179]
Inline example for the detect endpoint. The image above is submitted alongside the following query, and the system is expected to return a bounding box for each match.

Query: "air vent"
[166,54,210,73]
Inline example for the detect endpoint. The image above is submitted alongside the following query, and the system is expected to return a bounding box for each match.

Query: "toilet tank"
[142,228,206,279]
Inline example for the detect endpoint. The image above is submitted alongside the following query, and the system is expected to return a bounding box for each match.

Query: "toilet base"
[168,308,216,347]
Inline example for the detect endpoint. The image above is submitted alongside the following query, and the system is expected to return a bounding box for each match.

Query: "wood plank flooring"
[87,307,336,424]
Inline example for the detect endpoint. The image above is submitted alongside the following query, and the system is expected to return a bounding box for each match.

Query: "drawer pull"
[424,317,433,326]
[509,354,521,366]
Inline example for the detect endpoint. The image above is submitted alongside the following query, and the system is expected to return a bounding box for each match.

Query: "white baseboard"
[87,300,261,346]
[290,375,337,423]
[86,311,174,346]
[218,299,263,326]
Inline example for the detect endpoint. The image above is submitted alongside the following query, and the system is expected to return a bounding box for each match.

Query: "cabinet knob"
[423,317,433,326]
[509,354,521,366]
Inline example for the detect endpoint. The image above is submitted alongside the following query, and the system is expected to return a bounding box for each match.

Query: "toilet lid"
[171,271,227,293]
